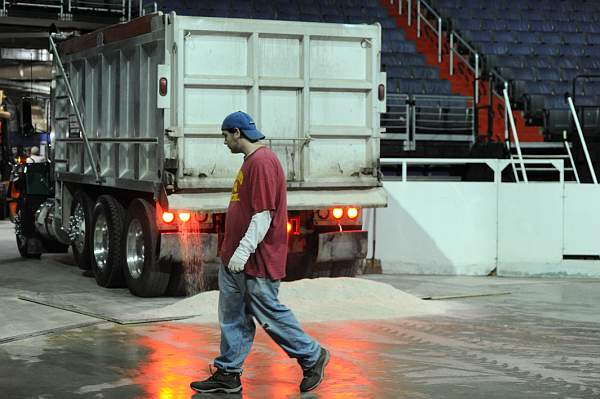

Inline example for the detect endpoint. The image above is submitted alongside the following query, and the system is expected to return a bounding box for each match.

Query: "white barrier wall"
[497,184,563,271]
[373,176,600,277]
[374,181,498,275]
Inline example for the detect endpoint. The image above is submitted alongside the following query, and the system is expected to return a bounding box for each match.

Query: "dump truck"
[10,12,387,297]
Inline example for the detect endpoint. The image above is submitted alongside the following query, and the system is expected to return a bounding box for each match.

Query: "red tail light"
[347,207,359,219]
[178,212,191,222]
[287,222,292,233]
[162,211,175,223]
[378,83,385,101]
[159,77,168,96]
[332,208,344,219]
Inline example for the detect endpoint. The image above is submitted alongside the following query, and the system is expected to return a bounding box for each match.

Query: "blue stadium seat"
[535,45,560,56]
[462,30,493,43]
[563,33,587,45]
[398,80,425,95]
[383,40,417,53]
[540,32,563,45]
[383,28,405,41]
[529,21,555,32]
[516,31,541,44]
[510,44,534,56]
[508,20,530,32]
[498,66,535,81]
[478,41,509,55]
[535,68,561,82]
[560,45,585,57]
[494,31,516,43]
[412,67,440,79]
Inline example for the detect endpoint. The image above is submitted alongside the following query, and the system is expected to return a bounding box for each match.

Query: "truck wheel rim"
[73,203,86,253]
[126,219,144,279]
[93,213,108,271]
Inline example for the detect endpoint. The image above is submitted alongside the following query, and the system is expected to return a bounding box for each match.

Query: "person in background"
[26,146,45,163]
[190,111,329,394]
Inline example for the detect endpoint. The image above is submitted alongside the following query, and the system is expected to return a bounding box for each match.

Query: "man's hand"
[227,252,246,273]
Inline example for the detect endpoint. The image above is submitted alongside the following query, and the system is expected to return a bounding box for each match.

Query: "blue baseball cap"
[221,111,265,141]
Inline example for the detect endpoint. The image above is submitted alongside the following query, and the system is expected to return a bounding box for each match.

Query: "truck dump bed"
[54,13,387,210]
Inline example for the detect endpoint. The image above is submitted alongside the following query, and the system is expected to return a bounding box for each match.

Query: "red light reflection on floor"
[131,324,219,399]
[131,321,384,398]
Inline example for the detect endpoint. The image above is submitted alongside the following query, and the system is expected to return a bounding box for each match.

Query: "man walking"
[190,111,329,394]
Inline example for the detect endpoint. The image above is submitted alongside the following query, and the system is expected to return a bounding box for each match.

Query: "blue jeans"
[213,266,321,373]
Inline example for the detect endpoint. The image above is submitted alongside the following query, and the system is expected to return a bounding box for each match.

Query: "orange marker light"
[332,208,344,219]
[287,221,292,233]
[162,211,175,223]
[178,212,191,222]
[347,207,359,219]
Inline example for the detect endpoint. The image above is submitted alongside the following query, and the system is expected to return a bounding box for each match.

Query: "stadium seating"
[430,0,600,137]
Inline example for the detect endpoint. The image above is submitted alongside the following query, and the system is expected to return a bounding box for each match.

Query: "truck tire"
[16,216,41,259]
[91,195,126,288]
[123,198,170,297]
[15,202,41,259]
[71,191,94,270]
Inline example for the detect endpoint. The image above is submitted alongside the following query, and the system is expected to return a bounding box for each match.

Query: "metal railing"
[381,94,475,150]
[380,94,411,148]
[502,87,527,183]
[449,31,480,103]
[50,33,102,183]
[566,95,598,184]
[380,158,565,183]
[562,130,580,184]
[0,0,143,20]
[416,0,443,63]
[414,95,475,142]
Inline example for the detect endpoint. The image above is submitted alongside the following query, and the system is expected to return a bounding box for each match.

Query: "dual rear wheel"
[72,192,172,297]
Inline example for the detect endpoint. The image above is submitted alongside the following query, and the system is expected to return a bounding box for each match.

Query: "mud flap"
[316,230,368,263]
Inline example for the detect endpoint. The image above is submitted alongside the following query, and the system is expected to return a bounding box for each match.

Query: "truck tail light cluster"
[157,204,209,228]
[318,207,360,221]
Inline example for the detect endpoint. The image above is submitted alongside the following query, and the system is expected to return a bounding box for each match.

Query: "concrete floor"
[1,220,600,398]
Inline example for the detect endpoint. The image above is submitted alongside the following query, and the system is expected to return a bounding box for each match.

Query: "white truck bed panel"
[172,15,383,189]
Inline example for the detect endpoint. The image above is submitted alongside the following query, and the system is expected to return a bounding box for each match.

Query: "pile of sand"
[140,277,448,324]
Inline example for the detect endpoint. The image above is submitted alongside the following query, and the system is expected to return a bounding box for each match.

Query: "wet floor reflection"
[131,321,388,398]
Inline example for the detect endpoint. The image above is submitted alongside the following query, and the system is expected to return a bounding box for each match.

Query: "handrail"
[449,31,480,103]
[50,33,103,183]
[563,133,580,184]
[416,0,443,63]
[380,158,564,183]
[566,96,598,184]
[502,88,528,183]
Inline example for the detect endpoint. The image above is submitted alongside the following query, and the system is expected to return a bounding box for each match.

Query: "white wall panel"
[376,181,498,275]
[563,184,600,255]
[496,184,563,270]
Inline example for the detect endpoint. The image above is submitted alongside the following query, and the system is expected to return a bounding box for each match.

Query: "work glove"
[227,251,246,273]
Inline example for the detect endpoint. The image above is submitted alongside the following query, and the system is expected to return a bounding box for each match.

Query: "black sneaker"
[300,347,330,392]
[190,366,242,394]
